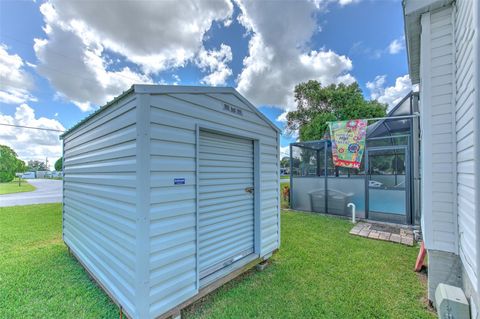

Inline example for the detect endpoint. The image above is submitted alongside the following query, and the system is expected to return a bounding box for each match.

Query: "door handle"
[245,187,254,194]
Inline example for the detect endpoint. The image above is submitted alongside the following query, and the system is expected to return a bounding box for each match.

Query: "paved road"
[0,179,62,207]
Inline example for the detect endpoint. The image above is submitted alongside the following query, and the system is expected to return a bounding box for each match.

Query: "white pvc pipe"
[347,203,356,224]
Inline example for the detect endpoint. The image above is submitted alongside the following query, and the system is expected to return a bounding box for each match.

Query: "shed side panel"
[454,0,478,291]
[63,96,138,317]
[148,92,279,318]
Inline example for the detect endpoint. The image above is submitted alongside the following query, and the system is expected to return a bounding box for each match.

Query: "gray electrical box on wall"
[435,283,470,319]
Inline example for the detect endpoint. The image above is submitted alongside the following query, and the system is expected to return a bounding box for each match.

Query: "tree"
[280,156,290,168]
[286,81,387,141]
[27,160,48,172]
[55,157,63,171]
[0,145,25,182]
[17,160,26,174]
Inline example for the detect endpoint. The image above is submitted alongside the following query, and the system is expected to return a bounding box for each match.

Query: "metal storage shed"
[60,85,281,319]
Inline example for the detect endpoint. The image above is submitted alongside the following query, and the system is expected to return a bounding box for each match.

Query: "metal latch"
[244,187,254,194]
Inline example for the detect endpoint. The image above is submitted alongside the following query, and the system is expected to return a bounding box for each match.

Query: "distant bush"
[55,157,63,171]
[26,160,48,172]
[0,145,25,183]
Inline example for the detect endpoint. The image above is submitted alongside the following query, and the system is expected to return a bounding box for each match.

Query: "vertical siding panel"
[454,0,478,289]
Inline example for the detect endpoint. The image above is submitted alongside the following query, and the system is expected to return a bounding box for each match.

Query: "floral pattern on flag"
[328,119,367,168]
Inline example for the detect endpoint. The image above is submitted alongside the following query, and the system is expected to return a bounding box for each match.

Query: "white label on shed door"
[198,130,254,279]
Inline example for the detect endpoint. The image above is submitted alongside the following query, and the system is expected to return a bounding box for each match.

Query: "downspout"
[474,0,480,294]
[450,3,459,256]
[420,12,433,249]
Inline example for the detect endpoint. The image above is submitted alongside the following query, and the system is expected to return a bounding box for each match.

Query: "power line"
[0,123,65,133]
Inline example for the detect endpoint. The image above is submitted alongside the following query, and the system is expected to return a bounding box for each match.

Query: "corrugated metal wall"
[148,91,279,318]
[454,0,478,291]
[63,94,139,317]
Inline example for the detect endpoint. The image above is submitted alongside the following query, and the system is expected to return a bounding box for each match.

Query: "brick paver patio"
[349,222,415,246]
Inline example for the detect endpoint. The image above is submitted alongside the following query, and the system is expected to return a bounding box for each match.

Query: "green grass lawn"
[0,179,36,195]
[0,204,433,319]
[0,204,118,318]
[280,175,290,179]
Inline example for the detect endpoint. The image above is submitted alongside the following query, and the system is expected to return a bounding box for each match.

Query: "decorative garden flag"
[328,119,367,168]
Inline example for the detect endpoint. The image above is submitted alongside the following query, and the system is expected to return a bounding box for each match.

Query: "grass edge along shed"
[60,84,281,319]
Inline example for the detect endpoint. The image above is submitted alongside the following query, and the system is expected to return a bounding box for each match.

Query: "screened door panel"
[367,147,408,224]
[198,130,254,279]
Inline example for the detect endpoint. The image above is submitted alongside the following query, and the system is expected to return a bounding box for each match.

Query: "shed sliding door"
[198,130,255,279]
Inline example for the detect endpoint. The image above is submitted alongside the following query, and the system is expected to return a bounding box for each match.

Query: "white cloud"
[350,36,405,59]
[276,111,288,123]
[366,75,387,94]
[32,0,360,112]
[388,37,405,55]
[0,104,65,165]
[280,146,290,158]
[172,74,181,85]
[367,74,412,110]
[34,1,236,111]
[196,44,233,86]
[34,5,153,112]
[338,0,361,6]
[40,0,233,74]
[0,44,37,104]
[235,0,356,111]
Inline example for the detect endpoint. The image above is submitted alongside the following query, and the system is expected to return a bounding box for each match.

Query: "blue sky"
[0,0,411,164]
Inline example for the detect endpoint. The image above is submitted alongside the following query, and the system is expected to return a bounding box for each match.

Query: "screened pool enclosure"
[289,92,420,225]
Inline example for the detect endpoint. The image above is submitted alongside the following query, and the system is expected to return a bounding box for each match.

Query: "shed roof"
[61,85,280,139]
[402,0,453,84]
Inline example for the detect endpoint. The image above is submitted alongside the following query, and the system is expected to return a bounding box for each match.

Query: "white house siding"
[147,92,279,318]
[62,95,138,317]
[454,0,478,292]
[420,6,458,253]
